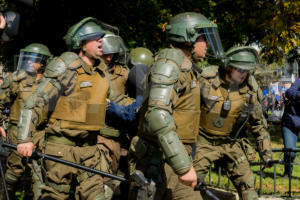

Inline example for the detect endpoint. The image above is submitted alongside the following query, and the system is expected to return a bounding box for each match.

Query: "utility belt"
[198,131,240,146]
[46,134,96,147]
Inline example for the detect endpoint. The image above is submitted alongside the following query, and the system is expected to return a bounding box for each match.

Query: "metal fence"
[206,148,300,199]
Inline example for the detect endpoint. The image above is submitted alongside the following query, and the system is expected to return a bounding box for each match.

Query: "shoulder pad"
[200,65,218,78]
[12,69,26,82]
[157,48,192,71]
[247,75,258,92]
[44,52,81,78]
[151,57,180,85]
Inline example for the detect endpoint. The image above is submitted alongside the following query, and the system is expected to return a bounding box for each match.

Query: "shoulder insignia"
[200,65,219,78]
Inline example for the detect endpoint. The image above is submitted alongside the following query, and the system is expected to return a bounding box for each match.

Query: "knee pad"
[241,189,259,200]
[104,184,114,200]
[94,192,106,200]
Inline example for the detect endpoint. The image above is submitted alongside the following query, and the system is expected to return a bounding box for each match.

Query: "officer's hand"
[0,126,6,138]
[178,166,197,188]
[0,14,6,29]
[17,142,34,157]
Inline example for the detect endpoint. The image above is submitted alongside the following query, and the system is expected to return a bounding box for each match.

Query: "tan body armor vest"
[200,76,250,136]
[50,67,109,131]
[173,71,201,143]
[9,75,38,123]
[108,64,129,103]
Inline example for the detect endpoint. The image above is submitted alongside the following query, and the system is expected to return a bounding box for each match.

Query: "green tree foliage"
[1,0,299,70]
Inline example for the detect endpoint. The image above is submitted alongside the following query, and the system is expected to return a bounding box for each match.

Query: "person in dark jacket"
[282,77,300,178]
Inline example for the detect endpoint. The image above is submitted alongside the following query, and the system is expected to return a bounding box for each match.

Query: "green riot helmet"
[226,46,261,71]
[166,12,225,59]
[17,43,52,73]
[64,17,105,50]
[128,47,154,67]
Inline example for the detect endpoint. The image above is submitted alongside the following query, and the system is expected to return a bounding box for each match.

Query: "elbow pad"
[17,109,33,143]
[145,109,191,174]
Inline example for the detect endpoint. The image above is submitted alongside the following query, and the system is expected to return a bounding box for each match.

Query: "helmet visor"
[17,52,49,73]
[197,27,225,59]
[102,35,127,64]
[102,35,125,54]
[81,32,105,42]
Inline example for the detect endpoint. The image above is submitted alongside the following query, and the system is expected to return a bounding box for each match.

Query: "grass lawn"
[205,124,300,197]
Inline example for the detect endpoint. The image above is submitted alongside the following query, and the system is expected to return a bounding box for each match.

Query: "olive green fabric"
[4,125,45,200]
[194,139,258,200]
[41,142,106,200]
[128,136,201,200]
[164,164,202,200]
[0,66,47,199]
[130,46,201,199]
[195,69,272,200]
[198,69,272,161]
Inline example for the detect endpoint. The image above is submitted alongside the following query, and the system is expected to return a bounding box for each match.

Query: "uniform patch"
[208,95,218,101]
[214,116,224,128]
[80,81,92,88]
[191,80,197,88]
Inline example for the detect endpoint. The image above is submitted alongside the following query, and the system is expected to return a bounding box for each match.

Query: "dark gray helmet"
[102,31,127,65]
[102,31,126,55]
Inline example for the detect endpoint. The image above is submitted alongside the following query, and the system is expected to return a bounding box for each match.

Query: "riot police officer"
[194,46,273,200]
[0,43,52,199]
[128,12,224,200]
[15,17,115,200]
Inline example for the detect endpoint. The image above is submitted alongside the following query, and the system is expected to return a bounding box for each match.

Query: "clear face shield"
[102,34,127,65]
[16,52,49,73]
[197,27,225,59]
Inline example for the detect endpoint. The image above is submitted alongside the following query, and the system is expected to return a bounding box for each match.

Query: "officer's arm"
[17,54,78,143]
[248,95,272,162]
[145,58,192,175]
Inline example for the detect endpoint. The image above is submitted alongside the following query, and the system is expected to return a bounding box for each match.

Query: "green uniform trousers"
[42,141,106,200]
[128,136,201,200]
[4,125,45,200]
[193,137,258,200]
